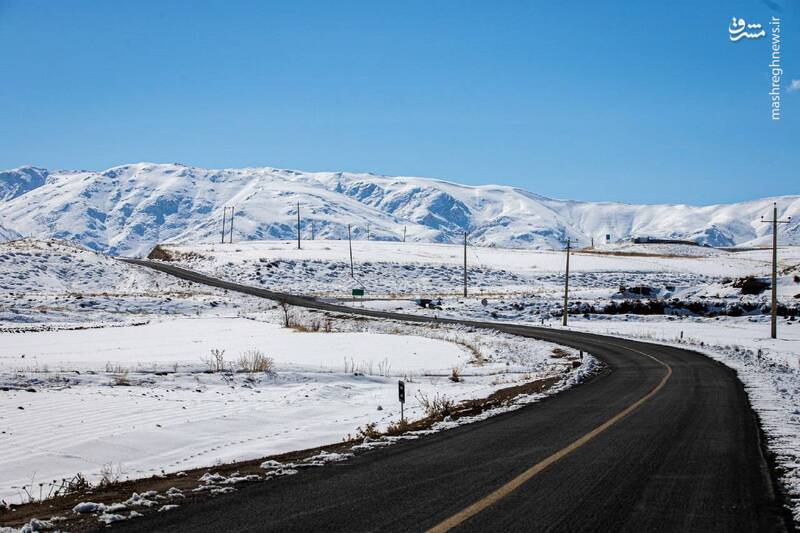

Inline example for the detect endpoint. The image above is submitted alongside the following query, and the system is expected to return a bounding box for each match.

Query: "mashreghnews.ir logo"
[729,16,782,120]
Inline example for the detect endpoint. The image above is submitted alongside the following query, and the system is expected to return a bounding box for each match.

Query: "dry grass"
[416,392,456,418]
[98,463,125,487]
[354,422,380,440]
[111,371,131,386]
[201,348,228,372]
[237,349,275,375]
[550,347,571,359]
[453,337,485,365]
[385,419,413,435]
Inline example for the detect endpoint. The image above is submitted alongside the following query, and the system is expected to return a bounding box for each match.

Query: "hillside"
[0,224,20,242]
[0,163,797,256]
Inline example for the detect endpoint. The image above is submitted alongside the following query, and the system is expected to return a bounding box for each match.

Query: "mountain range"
[0,162,797,257]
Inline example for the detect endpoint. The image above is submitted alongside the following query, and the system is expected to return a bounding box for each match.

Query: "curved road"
[115,259,791,532]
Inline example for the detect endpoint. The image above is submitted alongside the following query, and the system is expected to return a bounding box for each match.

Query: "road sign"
[352,288,365,297]
[398,380,405,422]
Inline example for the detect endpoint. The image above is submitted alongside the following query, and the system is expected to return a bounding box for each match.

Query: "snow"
[0,317,468,374]
[0,314,582,504]
[72,502,105,514]
[0,167,48,203]
[0,239,273,328]
[1,236,797,521]
[158,239,800,302]
[0,162,797,256]
[0,225,19,243]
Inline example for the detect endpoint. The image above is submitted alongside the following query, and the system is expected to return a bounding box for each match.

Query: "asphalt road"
[114,259,791,532]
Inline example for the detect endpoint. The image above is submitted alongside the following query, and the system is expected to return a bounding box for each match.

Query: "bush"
[355,422,380,439]
[416,392,455,419]
[111,372,131,386]
[449,367,462,382]
[279,301,291,327]
[98,463,125,487]
[237,349,275,374]
[202,349,227,372]
[733,276,770,295]
[550,348,570,358]
[385,419,413,435]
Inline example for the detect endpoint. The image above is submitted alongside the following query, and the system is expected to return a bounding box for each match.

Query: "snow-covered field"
[157,239,800,304]
[0,314,586,504]
[0,242,590,505]
[155,239,800,520]
[2,237,798,521]
[0,239,272,328]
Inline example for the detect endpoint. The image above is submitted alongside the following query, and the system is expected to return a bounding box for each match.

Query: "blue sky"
[0,0,797,204]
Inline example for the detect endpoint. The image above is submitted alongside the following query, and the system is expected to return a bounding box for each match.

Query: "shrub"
[550,348,570,358]
[355,422,380,439]
[732,276,770,295]
[237,349,275,375]
[98,463,125,487]
[385,419,413,436]
[278,301,291,327]
[111,372,131,386]
[416,392,455,419]
[202,349,227,372]
[449,367,462,382]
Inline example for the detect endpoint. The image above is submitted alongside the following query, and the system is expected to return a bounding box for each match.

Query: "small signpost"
[398,380,405,421]
[352,287,364,306]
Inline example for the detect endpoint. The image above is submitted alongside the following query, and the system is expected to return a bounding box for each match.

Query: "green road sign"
[352,288,365,297]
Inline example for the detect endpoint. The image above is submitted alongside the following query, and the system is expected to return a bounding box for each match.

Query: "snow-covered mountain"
[0,162,797,257]
[0,223,20,242]
[0,166,49,202]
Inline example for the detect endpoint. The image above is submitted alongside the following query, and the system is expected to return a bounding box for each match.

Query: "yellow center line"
[427,342,673,533]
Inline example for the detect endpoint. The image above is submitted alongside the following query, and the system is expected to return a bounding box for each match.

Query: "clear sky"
[0,0,797,205]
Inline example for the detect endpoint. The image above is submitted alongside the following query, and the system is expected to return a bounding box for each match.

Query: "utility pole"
[563,238,571,326]
[761,203,791,339]
[228,206,235,244]
[296,201,301,250]
[463,231,468,298]
[348,224,354,277]
[221,207,228,244]
[403,226,406,243]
